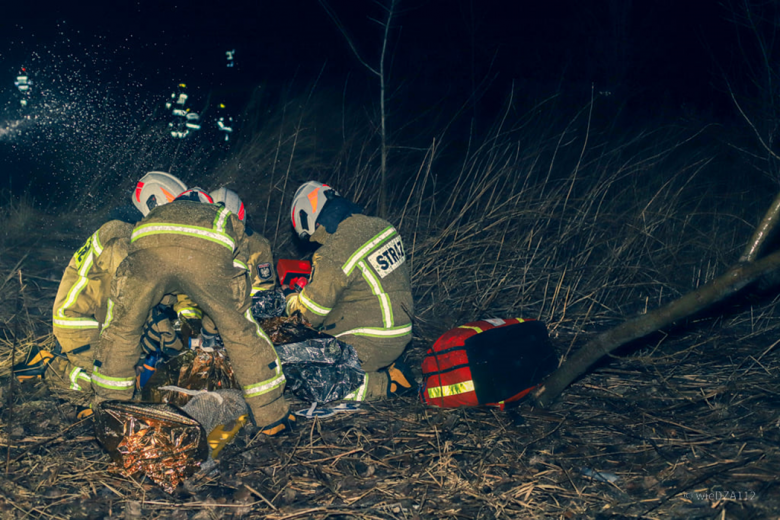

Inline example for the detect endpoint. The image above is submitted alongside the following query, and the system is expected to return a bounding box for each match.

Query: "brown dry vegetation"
[2,90,780,519]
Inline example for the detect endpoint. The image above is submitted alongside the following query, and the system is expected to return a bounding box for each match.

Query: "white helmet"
[174,188,214,204]
[291,181,338,239]
[211,187,246,222]
[133,171,187,216]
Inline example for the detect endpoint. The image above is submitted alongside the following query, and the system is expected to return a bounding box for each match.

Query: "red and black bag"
[420,318,557,409]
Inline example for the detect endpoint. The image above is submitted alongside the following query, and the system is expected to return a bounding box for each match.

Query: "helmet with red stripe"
[132,172,187,216]
[210,187,246,222]
[174,188,214,204]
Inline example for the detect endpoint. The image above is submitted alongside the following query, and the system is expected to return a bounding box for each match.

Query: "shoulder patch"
[367,236,405,278]
[257,262,272,280]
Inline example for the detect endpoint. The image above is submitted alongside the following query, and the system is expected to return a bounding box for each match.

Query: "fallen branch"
[533,248,780,407]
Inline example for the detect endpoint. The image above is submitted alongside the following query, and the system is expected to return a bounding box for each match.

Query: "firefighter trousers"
[93,246,287,427]
[339,333,409,401]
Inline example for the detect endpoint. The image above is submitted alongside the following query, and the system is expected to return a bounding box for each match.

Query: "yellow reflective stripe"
[459,325,483,333]
[53,317,100,329]
[356,260,393,327]
[91,367,134,390]
[427,380,475,399]
[178,308,203,319]
[342,226,396,275]
[69,367,91,391]
[57,241,97,318]
[243,372,286,398]
[335,324,412,338]
[131,224,235,251]
[101,299,115,334]
[233,259,248,270]
[244,309,273,344]
[298,291,331,316]
[213,206,231,233]
[342,373,369,401]
[251,286,270,295]
[91,230,104,256]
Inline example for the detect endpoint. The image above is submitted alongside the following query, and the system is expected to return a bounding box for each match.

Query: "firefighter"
[14,67,32,108]
[182,187,278,342]
[286,182,415,401]
[14,173,188,414]
[92,188,292,435]
[215,104,234,142]
[211,187,276,295]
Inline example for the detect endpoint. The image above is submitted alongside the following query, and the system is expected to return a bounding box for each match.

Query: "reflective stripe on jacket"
[285,214,413,339]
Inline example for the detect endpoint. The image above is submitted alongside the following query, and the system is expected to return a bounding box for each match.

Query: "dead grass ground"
[1,217,779,520]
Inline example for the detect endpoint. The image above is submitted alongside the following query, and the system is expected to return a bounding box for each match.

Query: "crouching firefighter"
[91,188,294,435]
[13,172,190,416]
[286,182,415,401]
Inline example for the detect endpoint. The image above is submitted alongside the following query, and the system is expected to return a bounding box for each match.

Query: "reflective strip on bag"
[335,324,412,338]
[131,224,236,251]
[459,325,483,333]
[298,291,331,317]
[342,226,396,275]
[427,380,475,399]
[357,260,393,327]
[243,372,286,398]
[91,367,134,391]
[53,317,100,329]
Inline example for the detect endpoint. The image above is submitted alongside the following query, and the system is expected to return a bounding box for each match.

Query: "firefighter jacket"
[92,201,288,426]
[285,214,414,353]
[171,226,276,333]
[52,220,133,354]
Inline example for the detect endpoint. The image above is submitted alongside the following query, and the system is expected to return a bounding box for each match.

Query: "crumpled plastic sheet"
[94,401,208,494]
[142,348,240,407]
[251,288,287,320]
[261,314,365,403]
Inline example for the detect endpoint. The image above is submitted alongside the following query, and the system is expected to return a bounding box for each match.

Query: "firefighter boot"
[386,360,416,397]
[261,412,297,437]
[13,344,56,382]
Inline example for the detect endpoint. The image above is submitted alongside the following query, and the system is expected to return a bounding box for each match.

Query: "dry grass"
[2,90,780,518]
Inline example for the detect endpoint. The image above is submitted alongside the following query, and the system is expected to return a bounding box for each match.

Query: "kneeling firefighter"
[286,182,415,401]
[92,188,293,435]
[16,172,188,413]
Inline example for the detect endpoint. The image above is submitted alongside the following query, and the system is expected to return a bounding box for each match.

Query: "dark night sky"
[0,1,737,112]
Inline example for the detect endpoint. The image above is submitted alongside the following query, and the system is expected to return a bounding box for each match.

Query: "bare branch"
[317,0,380,76]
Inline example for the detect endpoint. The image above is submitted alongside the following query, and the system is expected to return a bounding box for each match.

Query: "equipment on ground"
[94,401,209,494]
[277,259,312,287]
[132,172,188,216]
[420,318,557,409]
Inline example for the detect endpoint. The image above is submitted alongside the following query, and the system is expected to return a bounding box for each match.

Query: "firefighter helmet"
[133,171,187,216]
[291,181,338,239]
[175,188,214,204]
[211,187,246,222]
